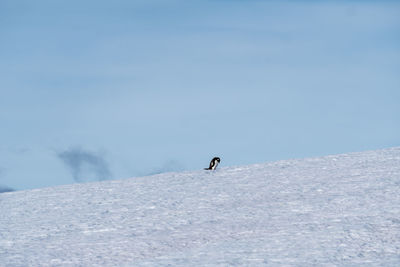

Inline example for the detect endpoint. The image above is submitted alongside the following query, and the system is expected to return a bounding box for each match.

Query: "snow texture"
[1,148,400,266]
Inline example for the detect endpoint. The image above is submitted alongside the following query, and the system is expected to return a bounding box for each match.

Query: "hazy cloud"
[58,148,112,182]
[0,186,15,193]
[0,168,14,193]
[146,160,185,176]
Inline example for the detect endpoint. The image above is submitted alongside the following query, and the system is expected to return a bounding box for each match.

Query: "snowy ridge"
[1,148,400,266]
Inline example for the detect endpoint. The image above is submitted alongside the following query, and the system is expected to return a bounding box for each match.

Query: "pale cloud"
[58,147,112,182]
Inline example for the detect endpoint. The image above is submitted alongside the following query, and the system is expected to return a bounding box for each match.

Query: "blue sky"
[1,0,399,191]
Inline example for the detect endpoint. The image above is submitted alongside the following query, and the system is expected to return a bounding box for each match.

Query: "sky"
[0,0,399,191]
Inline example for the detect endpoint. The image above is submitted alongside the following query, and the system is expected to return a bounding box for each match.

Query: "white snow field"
[1,148,400,266]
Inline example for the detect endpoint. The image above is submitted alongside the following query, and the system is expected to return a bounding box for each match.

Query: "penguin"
[204,157,220,170]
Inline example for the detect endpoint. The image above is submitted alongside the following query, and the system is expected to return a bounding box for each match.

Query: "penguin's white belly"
[211,161,218,170]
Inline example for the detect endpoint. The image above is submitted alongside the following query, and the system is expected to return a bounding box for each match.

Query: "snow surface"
[1,148,400,266]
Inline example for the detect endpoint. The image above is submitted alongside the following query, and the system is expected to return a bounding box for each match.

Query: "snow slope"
[1,148,400,266]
